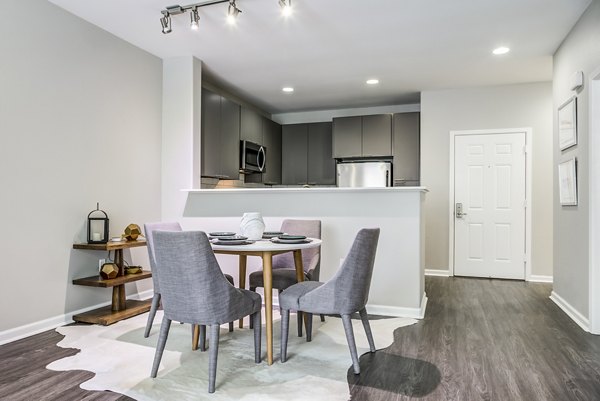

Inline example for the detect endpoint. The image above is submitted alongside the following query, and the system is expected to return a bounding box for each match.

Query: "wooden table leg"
[262,251,274,365]
[239,255,247,328]
[293,250,305,283]
[293,250,307,334]
[192,325,200,351]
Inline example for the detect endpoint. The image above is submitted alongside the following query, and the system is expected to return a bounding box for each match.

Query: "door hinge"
[523,146,527,155]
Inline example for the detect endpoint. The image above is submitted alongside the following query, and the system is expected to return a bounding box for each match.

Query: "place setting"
[270,234,313,244]
[209,232,254,246]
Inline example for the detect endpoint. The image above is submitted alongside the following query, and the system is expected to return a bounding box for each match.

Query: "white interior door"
[454,132,526,279]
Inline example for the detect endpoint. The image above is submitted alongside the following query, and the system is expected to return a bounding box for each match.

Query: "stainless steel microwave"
[240,140,266,174]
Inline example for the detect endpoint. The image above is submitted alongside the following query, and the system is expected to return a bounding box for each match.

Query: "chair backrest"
[144,222,182,293]
[319,228,380,314]
[152,230,249,324]
[273,219,322,279]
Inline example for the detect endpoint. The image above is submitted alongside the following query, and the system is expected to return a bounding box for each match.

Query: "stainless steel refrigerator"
[336,161,392,187]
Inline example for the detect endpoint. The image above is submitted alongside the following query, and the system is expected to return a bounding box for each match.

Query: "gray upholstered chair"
[143,222,235,340]
[150,231,262,393]
[248,219,322,336]
[279,228,380,374]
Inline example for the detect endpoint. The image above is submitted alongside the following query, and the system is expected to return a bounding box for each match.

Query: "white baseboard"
[528,275,553,283]
[367,293,427,319]
[425,269,451,277]
[0,290,155,346]
[128,289,154,301]
[550,291,590,332]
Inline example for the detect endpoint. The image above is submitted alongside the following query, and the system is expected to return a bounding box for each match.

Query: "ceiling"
[49,0,591,114]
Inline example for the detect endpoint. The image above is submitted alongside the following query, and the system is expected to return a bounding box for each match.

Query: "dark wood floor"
[0,329,133,401]
[349,277,600,400]
[2,277,600,400]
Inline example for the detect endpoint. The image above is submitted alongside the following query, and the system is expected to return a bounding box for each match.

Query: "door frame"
[589,66,600,334]
[448,128,533,279]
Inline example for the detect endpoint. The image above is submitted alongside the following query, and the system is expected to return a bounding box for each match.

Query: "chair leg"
[253,310,262,363]
[280,309,290,363]
[192,324,207,351]
[297,311,303,337]
[200,325,206,352]
[144,293,161,338]
[359,308,376,353]
[341,314,360,374]
[208,324,220,393]
[249,287,256,329]
[150,316,171,378]
[305,313,313,342]
[320,314,326,322]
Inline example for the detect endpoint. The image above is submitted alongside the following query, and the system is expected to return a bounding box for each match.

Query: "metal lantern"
[87,202,109,244]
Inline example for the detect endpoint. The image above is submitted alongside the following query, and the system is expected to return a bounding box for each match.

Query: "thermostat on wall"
[570,71,584,91]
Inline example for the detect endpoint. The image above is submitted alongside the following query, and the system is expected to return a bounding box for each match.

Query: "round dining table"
[211,238,322,365]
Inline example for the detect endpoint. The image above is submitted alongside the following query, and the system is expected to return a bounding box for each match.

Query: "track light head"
[190,7,200,30]
[279,0,292,17]
[160,13,172,34]
[227,0,241,25]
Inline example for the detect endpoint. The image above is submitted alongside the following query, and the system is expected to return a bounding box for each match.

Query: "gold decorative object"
[123,224,142,241]
[125,266,143,274]
[100,263,119,279]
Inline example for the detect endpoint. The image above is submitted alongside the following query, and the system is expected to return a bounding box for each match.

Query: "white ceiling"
[49,0,591,113]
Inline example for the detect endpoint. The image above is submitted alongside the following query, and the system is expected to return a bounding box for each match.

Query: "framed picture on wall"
[558,158,577,206]
[558,96,577,150]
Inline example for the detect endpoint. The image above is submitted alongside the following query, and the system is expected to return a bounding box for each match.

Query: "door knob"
[455,203,468,219]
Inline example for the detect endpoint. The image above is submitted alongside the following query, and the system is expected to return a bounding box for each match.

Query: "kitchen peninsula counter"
[182,186,427,318]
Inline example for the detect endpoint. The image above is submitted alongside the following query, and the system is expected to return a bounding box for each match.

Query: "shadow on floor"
[347,351,441,398]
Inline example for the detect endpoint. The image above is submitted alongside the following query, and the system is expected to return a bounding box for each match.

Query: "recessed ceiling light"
[366,79,379,85]
[282,87,294,93]
[493,46,510,55]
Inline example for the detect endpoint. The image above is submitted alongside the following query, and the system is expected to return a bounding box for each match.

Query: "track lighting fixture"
[190,7,200,30]
[160,13,172,34]
[279,0,292,17]
[159,0,289,34]
[227,0,241,25]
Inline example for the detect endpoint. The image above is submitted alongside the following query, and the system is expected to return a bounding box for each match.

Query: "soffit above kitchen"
[49,0,591,113]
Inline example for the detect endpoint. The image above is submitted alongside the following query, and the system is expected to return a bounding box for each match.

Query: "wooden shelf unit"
[72,240,152,325]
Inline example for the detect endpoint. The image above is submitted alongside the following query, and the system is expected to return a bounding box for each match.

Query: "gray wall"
[553,0,600,318]
[421,82,554,276]
[0,0,162,333]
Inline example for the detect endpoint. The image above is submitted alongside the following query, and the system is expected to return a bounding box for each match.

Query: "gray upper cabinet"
[262,118,282,185]
[219,96,241,179]
[240,107,263,144]
[362,114,392,156]
[332,116,362,158]
[202,88,240,179]
[392,112,420,186]
[308,122,335,185]
[282,124,308,185]
[332,114,392,158]
[282,122,335,185]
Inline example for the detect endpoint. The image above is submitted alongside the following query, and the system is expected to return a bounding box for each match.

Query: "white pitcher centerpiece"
[240,212,265,240]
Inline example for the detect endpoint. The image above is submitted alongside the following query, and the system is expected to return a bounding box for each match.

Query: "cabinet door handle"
[257,146,266,172]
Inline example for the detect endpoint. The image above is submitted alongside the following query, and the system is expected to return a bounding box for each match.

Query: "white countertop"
[184,186,427,194]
